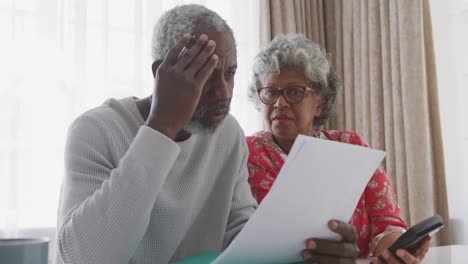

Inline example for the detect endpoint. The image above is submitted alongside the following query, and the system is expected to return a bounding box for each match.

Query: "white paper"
[212,135,385,264]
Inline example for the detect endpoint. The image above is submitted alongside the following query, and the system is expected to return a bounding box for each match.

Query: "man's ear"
[151,60,163,77]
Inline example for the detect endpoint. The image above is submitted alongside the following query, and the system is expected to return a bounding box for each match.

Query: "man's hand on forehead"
[145,33,219,140]
[177,35,197,61]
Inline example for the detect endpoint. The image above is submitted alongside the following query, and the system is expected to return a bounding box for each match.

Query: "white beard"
[185,103,229,135]
[183,119,218,135]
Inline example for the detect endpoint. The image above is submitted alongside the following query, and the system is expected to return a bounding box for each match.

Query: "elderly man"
[55,4,359,264]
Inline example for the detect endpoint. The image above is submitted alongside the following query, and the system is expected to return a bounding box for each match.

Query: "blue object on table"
[173,252,219,264]
[173,252,307,264]
[0,238,49,264]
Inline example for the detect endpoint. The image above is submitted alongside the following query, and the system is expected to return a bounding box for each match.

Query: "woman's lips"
[272,115,293,121]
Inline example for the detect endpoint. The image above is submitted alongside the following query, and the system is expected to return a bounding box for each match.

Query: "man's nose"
[210,76,231,100]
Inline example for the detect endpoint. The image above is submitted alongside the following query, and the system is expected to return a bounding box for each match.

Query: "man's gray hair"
[151,4,233,61]
[248,33,339,127]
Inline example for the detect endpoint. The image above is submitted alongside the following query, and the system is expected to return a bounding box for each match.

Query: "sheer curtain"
[259,0,452,245]
[430,0,468,245]
[0,0,261,240]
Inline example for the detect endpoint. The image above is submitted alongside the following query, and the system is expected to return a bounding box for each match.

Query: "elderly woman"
[246,34,431,264]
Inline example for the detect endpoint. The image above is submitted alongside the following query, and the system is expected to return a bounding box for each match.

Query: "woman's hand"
[371,236,431,264]
[302,220,359,264]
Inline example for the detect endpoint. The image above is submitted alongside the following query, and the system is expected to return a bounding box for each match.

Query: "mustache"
[193,99,232,118]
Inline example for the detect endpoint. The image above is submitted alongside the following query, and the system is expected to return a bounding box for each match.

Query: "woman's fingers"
[412,236,431,259]
[395,249,421,264]
[375,249,421,264]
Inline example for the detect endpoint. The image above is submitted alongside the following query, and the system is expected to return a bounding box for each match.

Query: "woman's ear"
[314,96,324,118]
[151,60,163,77]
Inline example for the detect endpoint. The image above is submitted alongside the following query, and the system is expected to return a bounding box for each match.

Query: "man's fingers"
[329,220,358,243]
[194,54,218,84]
[302,250,356,264]
[187,39,216,77]
[305,239,359,258]
[162,33,192,66]
[176,34,209,69]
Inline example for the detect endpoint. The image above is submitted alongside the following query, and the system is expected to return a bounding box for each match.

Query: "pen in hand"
[177,35,197,61]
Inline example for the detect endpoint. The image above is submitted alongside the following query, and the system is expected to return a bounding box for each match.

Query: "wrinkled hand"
[146,33,218,139]
[302,220,359,264]
[372,236,431,264]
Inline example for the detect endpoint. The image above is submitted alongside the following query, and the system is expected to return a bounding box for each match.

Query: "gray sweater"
[55,97,257,264]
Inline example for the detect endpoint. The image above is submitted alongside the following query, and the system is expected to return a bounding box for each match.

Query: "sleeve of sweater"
[56,114,180,264]
[222,141,258,249]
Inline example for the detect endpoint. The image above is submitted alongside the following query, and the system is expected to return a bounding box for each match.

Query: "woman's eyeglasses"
[257,86,316,105]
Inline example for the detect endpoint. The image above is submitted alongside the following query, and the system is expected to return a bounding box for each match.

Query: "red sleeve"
[246,136,283,204]
[347,133,408,236]
[365,167,407,236]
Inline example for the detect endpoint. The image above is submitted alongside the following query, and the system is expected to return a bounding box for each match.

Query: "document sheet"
[212,135,385,264]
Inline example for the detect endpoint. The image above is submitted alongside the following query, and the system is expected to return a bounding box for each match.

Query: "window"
[430,0,468,244]
[0,0,261,237]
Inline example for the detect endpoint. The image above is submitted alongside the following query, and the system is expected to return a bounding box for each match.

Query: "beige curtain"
[260,0,451,245]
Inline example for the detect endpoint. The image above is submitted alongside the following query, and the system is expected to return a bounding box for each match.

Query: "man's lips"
[208,108,229,116]
[205,108,229,121]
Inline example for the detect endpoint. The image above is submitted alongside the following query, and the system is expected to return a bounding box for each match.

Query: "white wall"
[430,0,468,245]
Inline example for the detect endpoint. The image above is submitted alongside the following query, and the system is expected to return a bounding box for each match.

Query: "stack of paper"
[212,135,385,264]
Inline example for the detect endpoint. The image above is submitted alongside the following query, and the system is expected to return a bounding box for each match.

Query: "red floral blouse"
[246,130,407,257]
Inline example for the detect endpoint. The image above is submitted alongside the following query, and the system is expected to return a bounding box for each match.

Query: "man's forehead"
[208,35,236,60]
[192,27,234,44]
[190,26,236,61]
[215,42,236,57]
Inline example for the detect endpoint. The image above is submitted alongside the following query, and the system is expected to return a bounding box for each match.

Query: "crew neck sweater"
[55,97,257,264]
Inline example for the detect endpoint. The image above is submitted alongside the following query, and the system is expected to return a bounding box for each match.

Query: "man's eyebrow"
[227,65,237,71]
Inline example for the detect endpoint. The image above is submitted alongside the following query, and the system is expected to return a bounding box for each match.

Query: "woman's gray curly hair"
[248,33,339,127]
[151,4,233,61]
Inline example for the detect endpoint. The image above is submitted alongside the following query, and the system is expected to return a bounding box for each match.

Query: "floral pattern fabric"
[246,130,407,257]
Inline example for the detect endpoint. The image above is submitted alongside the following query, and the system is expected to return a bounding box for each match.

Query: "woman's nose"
[274,93,289,108]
